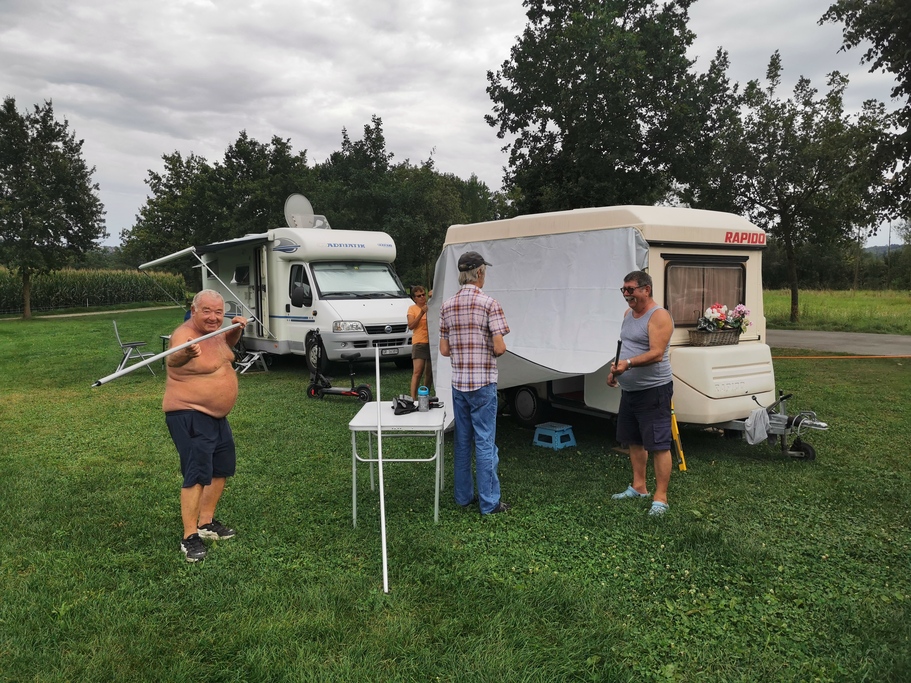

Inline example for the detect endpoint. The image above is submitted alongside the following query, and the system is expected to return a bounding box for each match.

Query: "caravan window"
[311,262,408,300]
[665,259,746,326]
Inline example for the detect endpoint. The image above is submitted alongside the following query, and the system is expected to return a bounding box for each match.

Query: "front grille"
[352,338,407,349]
[365,323,408,335]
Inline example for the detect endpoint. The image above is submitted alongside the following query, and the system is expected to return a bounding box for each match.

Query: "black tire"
[723,429,742,440]
[790,438,816,460]
[510,386,550,429]
[306,383,322,399]
[356,384,373,403]
[306,336,326,374]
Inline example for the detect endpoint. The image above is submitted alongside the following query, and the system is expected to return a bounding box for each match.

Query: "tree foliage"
[823,0,911,215]
[122,118,501,290]
[0,97,106,318]
[485,0,729,214]
[121,133,312,285]
[695,53,892,320]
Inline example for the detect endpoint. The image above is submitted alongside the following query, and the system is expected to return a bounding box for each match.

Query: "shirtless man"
[164,289,247,562]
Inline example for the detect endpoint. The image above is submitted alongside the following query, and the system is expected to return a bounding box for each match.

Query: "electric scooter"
[305,329,373,403]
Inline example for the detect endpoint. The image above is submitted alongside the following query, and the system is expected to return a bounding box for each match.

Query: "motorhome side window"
[290,264,310,298]
[665,261,746,326]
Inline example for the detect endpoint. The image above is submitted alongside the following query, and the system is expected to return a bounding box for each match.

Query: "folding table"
[348,401,446,526]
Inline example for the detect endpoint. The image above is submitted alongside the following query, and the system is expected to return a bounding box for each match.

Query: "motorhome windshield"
[311,261,407,299]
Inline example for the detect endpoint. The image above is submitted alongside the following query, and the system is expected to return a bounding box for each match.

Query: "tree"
[485,0,730,214]
[120,132,311,284]
[384,161,467,287]
[313,115,394,232]
[0,97,106,318]
[822,0,911,216]
[120,150,214,279]
[701,54,891,320]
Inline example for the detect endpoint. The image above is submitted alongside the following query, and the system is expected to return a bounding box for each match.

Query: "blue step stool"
[533,422,577,450]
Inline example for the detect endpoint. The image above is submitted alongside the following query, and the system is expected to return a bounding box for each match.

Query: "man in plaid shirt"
[439,251,511,515]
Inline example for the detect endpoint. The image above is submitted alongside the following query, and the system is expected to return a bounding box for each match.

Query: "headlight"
[333,321,365,333]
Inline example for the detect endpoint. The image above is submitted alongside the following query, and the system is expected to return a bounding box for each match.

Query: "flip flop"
[611,485,650,500]
[648,501,669,516]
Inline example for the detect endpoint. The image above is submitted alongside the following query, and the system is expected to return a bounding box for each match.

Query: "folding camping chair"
[113,321,156,375]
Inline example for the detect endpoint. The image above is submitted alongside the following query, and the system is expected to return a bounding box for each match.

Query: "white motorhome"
[140,196,413,368]
[427,205,775,428]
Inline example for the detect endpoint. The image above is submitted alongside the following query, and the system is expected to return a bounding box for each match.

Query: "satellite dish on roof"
[284,194,315,229]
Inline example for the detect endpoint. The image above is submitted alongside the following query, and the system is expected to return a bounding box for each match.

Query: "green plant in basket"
[696,303,751,333]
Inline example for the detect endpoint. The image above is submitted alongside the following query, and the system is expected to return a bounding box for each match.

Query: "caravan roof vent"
[284,194,316,229]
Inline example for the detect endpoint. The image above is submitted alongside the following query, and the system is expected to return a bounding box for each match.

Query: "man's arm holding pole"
[92,323,242,388]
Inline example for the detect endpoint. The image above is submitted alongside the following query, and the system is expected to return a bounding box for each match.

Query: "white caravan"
[140,195,413,368]
[427,205,775,428]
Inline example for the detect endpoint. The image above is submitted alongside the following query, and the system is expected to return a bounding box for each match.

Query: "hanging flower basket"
[688,329,741,346]
[691,303,751,346]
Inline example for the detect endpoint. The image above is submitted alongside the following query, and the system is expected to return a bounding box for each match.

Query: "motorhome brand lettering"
[327,242,366,248]
[724,231,766,245]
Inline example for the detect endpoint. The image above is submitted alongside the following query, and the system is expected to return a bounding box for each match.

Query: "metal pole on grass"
[91,323,241,387]
[374,346,390,593]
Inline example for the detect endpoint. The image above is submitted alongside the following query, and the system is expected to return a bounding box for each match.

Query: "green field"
[0,305,909,682]
[764,289,911,334]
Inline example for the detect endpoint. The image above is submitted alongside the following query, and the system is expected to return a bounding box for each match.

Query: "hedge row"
[0,268,185,313]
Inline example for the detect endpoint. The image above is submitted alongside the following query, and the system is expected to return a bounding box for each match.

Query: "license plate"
[380,348,399,356]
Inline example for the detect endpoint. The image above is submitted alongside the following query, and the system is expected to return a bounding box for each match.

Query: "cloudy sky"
[0,0,900,247]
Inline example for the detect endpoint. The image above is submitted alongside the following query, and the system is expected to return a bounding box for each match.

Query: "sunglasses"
[619,285,647,295]
[414,292,426,297]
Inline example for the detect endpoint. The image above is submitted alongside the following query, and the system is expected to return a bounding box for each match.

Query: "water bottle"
[418,386,430,412]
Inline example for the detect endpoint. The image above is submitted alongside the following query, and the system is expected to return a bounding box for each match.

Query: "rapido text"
[724,231,766,245]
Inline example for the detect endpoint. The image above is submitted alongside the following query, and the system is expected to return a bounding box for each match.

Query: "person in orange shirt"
[407,285,433,400]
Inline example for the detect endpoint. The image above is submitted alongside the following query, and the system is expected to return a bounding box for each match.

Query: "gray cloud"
[0,0,897,245]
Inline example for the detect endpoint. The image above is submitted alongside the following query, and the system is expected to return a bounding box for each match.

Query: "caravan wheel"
[510,386,550,429]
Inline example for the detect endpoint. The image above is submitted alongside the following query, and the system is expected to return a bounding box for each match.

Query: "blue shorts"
[165,410,236,488]
[616,382,674,452]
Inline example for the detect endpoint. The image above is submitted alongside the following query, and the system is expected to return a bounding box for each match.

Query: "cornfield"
[0,268,185,314]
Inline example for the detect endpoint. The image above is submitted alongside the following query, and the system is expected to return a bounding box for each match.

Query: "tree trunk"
[781,220,800,323]
[22,270,32,320]
[852,229,862,291]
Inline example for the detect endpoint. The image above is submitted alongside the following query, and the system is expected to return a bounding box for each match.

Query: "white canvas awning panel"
[428,227,648,421]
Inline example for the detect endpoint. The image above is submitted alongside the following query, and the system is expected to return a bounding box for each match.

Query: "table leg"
[434,430,441,523]
[351,430,358,528]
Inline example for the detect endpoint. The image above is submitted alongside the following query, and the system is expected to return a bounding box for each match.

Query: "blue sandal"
[611,485,650,500]
[648,501,669,516]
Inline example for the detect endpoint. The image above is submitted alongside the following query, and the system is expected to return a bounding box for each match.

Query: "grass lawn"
[764,289,911,334]
[0,308,909,682]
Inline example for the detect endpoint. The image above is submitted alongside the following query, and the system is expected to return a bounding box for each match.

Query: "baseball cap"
[457,251,492,272]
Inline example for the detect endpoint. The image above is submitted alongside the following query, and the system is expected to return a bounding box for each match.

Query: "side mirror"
[291,285,312,308]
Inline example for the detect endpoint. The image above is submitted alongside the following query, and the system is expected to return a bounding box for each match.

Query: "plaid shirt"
[439,284,510,391]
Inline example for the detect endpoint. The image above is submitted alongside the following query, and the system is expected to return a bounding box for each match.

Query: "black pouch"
[392,396,418,415]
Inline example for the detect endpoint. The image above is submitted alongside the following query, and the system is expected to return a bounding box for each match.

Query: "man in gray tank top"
[606,271,675,516]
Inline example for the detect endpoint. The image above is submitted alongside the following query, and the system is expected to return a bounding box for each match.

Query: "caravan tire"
[510,386,550,429]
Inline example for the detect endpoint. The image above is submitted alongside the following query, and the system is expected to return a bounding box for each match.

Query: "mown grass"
[0,307,909,682]
[764,289,911,334]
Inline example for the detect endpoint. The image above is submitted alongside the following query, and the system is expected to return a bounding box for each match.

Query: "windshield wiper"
[324,291,371,298]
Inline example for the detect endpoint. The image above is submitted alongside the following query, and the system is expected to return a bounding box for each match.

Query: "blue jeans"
[452,383,501,514]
